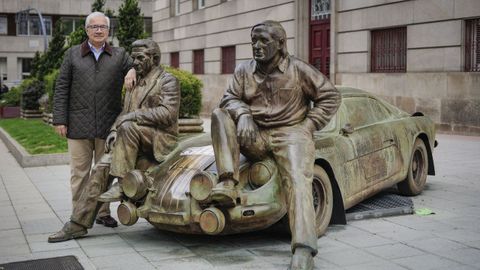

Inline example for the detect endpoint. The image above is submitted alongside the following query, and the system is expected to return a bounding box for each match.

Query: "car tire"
[397,138,428,196]
[312,165,333,237]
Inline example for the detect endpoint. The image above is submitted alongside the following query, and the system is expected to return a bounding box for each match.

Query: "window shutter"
[193,49,204,74]
[222,46,236,74]
[170,52,179,68]
[371,27,406,72]
[465,18,480,72]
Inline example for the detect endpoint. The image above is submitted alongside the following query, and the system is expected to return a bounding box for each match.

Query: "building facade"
[0,0,152,87]
[153,0,480,135]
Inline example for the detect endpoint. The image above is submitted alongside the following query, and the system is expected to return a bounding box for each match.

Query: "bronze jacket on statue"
[220,55,340,130]
[112,66,180,162]
[53,41,133,139]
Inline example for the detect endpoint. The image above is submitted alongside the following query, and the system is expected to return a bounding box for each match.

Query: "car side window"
[343,97,390,128]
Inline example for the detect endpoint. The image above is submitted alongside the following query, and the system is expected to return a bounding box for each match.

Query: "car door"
[341,97,402,190]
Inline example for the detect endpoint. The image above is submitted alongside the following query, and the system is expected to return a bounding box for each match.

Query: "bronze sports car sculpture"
[116,87,437,237]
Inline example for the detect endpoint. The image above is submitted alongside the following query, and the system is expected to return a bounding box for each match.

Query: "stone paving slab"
[0,133,479,269]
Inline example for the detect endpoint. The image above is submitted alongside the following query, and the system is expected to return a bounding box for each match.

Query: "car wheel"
[312,165,333,237]
[397,138,428,196]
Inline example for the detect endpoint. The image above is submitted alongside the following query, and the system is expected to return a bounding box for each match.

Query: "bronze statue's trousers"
[110,122,155,178]
[71,154,113,228]
[212,109,318,255]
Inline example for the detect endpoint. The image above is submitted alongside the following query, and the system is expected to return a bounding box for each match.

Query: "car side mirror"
[340,123,354,136]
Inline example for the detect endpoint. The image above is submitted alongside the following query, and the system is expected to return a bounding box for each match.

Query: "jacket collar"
[80,40,113,57]
[253,54,289,75]
[136,66,164,106]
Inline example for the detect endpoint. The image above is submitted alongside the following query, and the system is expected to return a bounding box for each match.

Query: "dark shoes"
[288,247,314,270]
[48,221,87,243]
[210,179,238,206]
[98,182,123,202]
[95,215,118,228]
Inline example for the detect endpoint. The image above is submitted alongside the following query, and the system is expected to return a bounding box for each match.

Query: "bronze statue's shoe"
[210,179,237,206]
[48,221,87,243]
[98,182,123,202]
[288,247,314,270]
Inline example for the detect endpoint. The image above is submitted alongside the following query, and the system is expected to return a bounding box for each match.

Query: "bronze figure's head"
[250,20,288,63]
[131,39,162,77]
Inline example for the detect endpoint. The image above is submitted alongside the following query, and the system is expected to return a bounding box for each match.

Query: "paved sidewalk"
[1,133,480,270]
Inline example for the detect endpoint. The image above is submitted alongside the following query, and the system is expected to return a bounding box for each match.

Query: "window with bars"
[193,49,204,74]
[170,52,179,68]
[465,18,480,72]
[222,46,235,74]
[371,27,406,73]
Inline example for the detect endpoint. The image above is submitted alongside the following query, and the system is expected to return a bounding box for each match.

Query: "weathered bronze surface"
[209,20,340,269]
[135,86,436,240]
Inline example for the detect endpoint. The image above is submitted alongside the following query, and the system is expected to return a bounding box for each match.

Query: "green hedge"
[164,66,203,118]
[0,86,22,107]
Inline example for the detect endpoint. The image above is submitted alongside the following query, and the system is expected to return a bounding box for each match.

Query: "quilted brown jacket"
[53,41,133,139]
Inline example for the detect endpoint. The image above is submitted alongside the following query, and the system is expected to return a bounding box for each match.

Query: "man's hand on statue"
[105,131,117,153]
[237,114,258,147]
[124,68,137,91]
[54,125,67,137]
[115,113,136,128]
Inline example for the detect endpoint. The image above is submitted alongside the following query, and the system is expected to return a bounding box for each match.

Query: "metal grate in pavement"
[346,192,414,221]
[0,256,83,270]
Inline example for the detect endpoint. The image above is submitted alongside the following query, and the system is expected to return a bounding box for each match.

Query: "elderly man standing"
[53,11,136,228]
[48,39,180,242]
[210,21,340,270]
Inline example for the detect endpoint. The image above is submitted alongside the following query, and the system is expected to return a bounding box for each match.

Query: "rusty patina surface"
[119,87,436,237]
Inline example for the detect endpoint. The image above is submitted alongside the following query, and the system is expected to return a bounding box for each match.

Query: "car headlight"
[249,159,275,188]
[122,170,148,201]
[190,171,217,202]
[117,201,139,226]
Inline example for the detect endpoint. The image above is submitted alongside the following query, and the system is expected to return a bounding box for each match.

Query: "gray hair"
[85,11,110,28]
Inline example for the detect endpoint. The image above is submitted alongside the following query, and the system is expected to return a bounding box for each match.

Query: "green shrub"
[0,86,22,107]
[20,78,44,110]
[163,66,203,118]
[43,69,60,112]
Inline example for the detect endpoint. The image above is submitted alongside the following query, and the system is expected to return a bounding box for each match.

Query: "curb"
[0,127,70,167]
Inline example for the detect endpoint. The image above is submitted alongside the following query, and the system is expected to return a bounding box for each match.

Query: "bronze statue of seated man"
[48,39,180,243]
[209,21,340,270]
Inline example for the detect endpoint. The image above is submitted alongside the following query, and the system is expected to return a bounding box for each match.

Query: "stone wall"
[153,0,296,71]
[337,72,480,136]
[336,0,480,135]
[196,74,229,116]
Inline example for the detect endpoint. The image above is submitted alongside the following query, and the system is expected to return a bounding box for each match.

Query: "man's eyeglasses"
[86,25,109,31]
